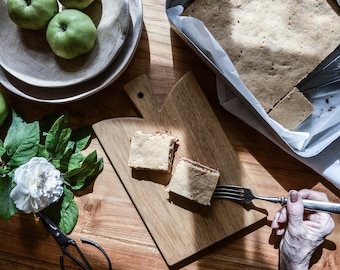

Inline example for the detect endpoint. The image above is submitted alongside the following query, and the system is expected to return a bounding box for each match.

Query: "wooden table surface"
[0,0,339,269]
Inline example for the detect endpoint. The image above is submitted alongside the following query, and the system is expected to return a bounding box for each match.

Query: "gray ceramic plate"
[0,0,130,88]
[0,0,143,103]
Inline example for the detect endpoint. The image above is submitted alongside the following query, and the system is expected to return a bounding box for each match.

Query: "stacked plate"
[0,0,143,103]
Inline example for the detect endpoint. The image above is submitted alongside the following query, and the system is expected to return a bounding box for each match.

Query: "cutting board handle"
[124,74,160,122]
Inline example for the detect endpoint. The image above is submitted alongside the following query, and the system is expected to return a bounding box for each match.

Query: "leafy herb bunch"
[0,111,103,233]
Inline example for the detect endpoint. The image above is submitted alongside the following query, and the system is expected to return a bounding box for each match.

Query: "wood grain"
[0,0,339,269]
[93,72,266,266]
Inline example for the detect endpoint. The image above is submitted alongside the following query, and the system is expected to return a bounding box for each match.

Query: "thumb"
[287,190,304,227]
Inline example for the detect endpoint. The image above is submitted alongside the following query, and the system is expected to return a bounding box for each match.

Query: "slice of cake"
[128,131,177,172]
[166,157,220,206]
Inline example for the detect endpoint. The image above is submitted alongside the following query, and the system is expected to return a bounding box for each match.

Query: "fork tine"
[213,185,245,201]
[214,185,245,191]
[212,194,244,201]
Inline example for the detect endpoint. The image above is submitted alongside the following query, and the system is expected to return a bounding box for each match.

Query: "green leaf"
[45,115,72,160]
[37,144,49,159]
[52,147,73,172]
[68,152,85,171]
[3,111,40,167]
[63,151,103,190]
[0,140,6,157]
[70,127,93,153]
[44,186,78,234]
[59,186,78,234]
[0,175,18,221]
[0,167,9,175]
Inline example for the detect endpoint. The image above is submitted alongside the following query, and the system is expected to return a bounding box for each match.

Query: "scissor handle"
[60,238,112,270]
[81,239,112,270]
[38,212,112,270]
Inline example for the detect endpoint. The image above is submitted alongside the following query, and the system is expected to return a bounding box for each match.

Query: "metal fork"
[213,185,340,214]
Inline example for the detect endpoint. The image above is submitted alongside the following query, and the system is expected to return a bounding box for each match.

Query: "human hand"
[271,189,335,270]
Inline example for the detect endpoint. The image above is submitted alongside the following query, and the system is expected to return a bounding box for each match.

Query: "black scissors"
[37,212,112,270]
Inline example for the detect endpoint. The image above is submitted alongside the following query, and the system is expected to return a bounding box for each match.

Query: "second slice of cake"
[167,157,220,206]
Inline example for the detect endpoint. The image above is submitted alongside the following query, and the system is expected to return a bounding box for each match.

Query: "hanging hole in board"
[137,92,144,98]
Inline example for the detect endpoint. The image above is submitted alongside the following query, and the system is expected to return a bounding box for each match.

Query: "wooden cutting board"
[93,72,266,266]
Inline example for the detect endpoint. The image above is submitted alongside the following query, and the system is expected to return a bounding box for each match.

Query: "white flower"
[10,157,64,214]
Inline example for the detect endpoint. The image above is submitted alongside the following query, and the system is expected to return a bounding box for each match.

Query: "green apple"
[6,0,59,30]
[59,0,94,10]
[46,9,97,59]
[0,90,9,127]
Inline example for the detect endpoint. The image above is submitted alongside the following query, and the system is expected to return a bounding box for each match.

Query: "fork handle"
[301,199,340,214]
[279,197,340,214]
